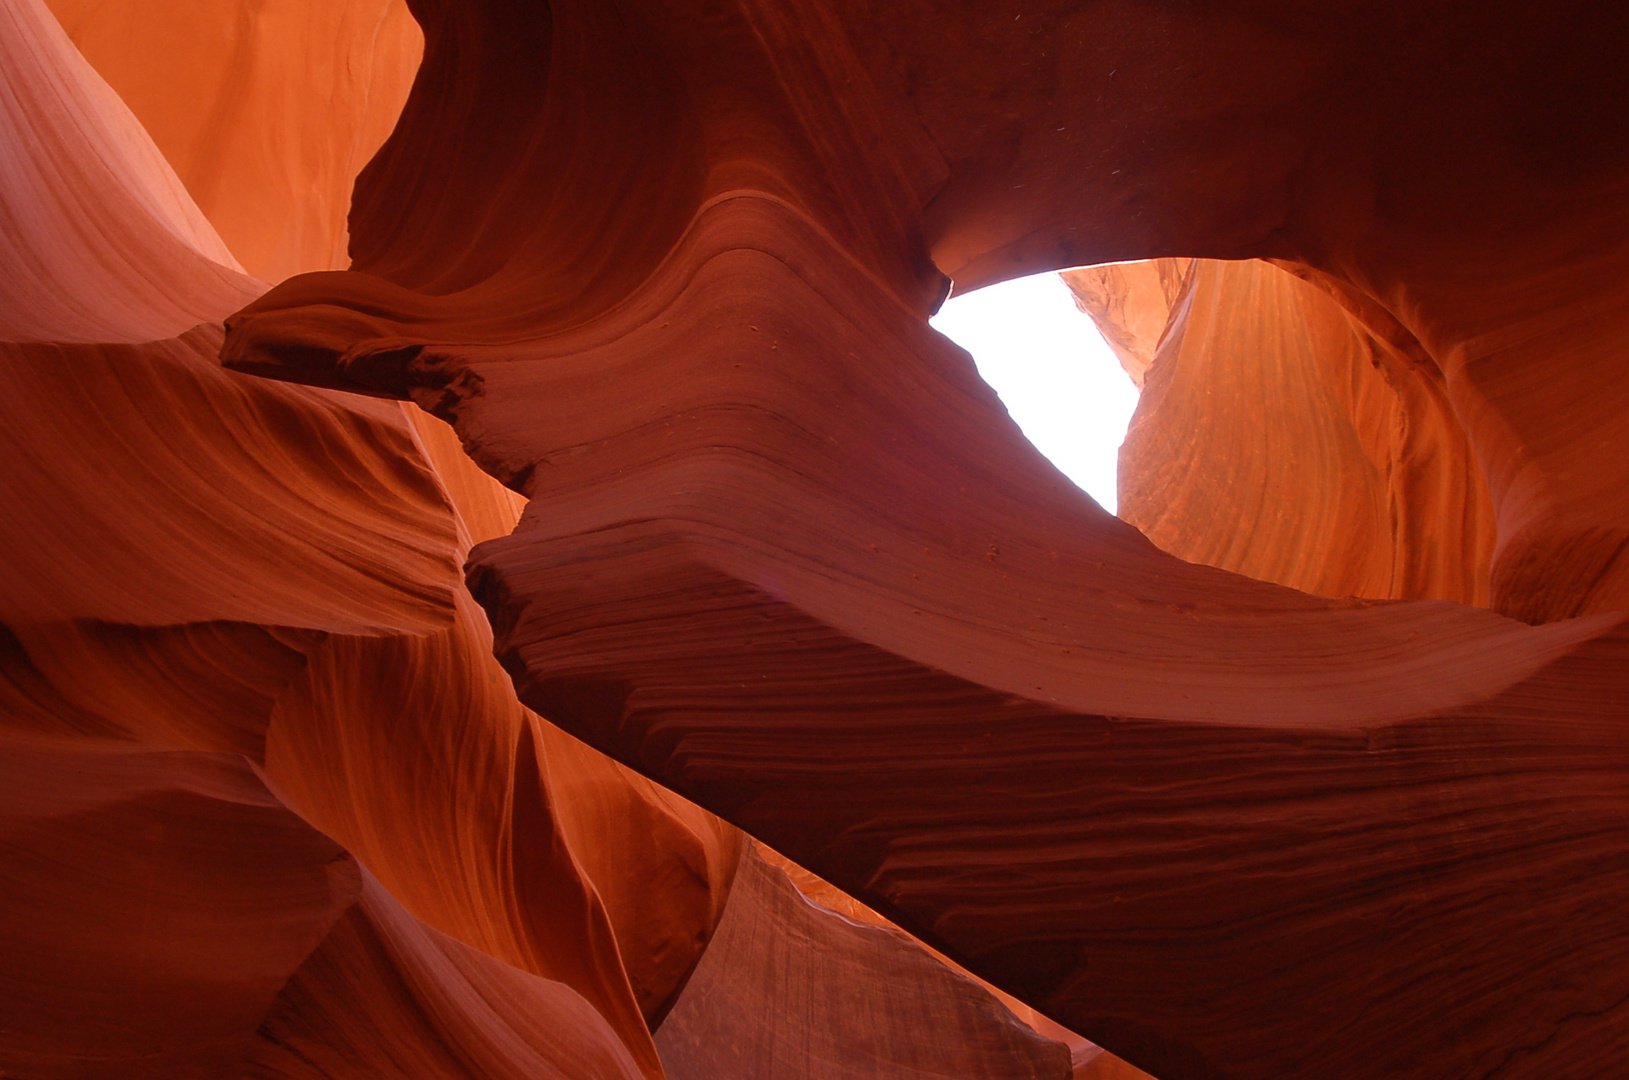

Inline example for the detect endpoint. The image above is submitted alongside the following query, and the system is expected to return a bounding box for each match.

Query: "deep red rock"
[8,0,1629,1076]
[0,741,357,1079]
[221,2,1629,1078]
[657,846,1075,1080]
[6,6,1090,1075]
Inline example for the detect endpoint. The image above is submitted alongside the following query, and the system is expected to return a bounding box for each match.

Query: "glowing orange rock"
[1061,260,1186,389]
[45,0,422,281]
[9,0,1629,1075]
[1074,258,1496,605]
[6,10,1061,1075]
[1,4,660,1074]
[224,3,1629,1078]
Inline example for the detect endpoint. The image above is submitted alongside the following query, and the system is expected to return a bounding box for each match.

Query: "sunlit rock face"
[1065,258,1499,606]
[2,2,1118,1079]
[43,0,423,282]
[5,1,1628,1080]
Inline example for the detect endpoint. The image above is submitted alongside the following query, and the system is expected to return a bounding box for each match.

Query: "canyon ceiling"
[3,1,1627,1079]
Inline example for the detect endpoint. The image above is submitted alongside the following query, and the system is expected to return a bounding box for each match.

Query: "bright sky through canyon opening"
[930,271,1140,514]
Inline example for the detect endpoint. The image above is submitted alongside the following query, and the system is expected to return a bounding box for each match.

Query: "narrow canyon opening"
[930,270,1139,514]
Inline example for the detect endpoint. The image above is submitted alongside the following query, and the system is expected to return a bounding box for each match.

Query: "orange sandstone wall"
[223,2,1629,1078]
[4,4,1101,1079]
[45,0,422,281]
[1061,259,1187,389]
[7,0,1629,1078]
[2,3,657,1075]
[1068,258,1497,605]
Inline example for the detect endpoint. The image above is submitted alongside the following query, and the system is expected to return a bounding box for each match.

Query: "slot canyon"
[3,1,1627,1078]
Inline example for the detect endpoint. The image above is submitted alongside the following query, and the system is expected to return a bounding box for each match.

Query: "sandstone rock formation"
[656,846,1071,1080]
[4,2,1112,1078]
[7,0,1629,1078]
[1066,258,1498,605]
[222,1,1629,1078]
[44,0,423,282]
[3,3,662,1074]
[1060,259,1186,390]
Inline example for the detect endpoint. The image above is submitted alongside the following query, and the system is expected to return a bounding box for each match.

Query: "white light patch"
[930,271,1139,513]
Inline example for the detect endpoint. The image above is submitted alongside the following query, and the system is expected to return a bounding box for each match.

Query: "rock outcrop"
[4,2,1103,1078]
[1067,258,1498,604]
[656,846,1072,1080]
[7,0,1628,1078]
[43,0,423,283]
[222,2,1629,1078]
[2,2,665,1073]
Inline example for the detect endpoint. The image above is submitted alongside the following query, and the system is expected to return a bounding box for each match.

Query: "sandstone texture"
[6,0,1628,1079]
[3,1,1106,1078]
[44,0,423,282]
[1067,258,1498,605]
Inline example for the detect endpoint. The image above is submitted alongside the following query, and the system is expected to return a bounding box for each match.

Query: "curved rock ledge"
[6,3,1098,1075]
[221,1,1629,1078]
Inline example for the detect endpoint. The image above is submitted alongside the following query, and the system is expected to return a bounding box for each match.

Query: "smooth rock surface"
[5,6,1092,1076]
[657,846,1073,1080]
[8,0,1629,1077]
[45,0,422,281]
[223,2,1629,1078]
[1079,257,1497,605]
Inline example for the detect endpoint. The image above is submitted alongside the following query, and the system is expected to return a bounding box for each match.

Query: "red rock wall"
[4,3,1111,1079]
[656,847,1073,1080]
[1061,259,1187,389]
[221,1,1629,1077]
[8,0,1629,1078]
[1069,257,1497,605]
[44,0,422,282]
[1,3,661,1075]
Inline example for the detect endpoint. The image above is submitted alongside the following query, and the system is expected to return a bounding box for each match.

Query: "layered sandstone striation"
[2,2,660,1073]
[657,846,1072,1080]
[1066,258,1497,604]
[5,2,1102,1078]
[7,0,1629,1077]
[222,1,1629,1078]
[3,2,652,1074]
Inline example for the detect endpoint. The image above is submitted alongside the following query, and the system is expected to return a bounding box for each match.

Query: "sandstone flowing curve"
[5,2,1115,1075]
[222,1,1629,1078]
[0,0,260,342]
[3,4,664,1074]
[656,845,1073,1080]
[1071,258,1497,606]
[44,0,423,283]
